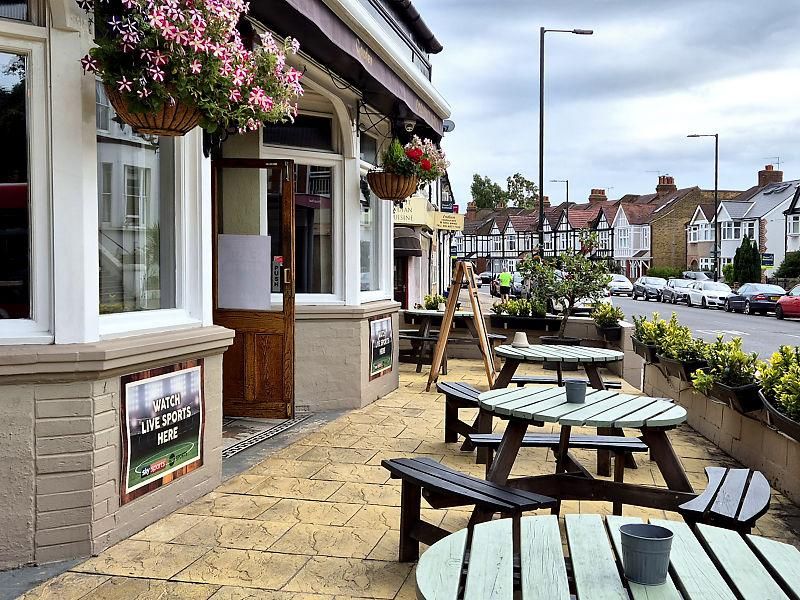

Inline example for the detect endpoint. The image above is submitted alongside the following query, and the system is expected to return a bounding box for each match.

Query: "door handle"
[283,267,292,285]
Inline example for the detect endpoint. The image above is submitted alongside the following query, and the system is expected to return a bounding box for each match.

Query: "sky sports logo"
[140,458,168,478]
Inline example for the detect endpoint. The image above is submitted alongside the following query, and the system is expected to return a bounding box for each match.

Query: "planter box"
[656,355,707,383]
[762,392,800,442]
[710,382,763,413]
[489,314,559,331]
[632,337,659,364]
[595,324,622,342]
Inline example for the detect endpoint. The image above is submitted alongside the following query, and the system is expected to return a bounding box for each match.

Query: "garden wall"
[643,363,800,505]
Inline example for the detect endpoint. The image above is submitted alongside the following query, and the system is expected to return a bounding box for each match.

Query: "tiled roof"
[697,203,716,220]
[620,203,658,225]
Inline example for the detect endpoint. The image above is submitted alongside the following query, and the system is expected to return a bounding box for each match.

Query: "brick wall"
[650,189,703,270]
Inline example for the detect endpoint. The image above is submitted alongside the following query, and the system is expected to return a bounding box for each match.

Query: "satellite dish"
[443,119,456,133]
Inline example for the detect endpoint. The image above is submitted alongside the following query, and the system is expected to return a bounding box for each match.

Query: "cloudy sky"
[415,0,800,209]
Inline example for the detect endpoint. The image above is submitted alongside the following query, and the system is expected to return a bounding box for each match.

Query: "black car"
[724,283,786,315]
[660,278,693,304]
[633,276,667,301]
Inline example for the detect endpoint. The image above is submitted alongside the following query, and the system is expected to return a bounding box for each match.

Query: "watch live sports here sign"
[369,315,393,378]
[121,363,204,501]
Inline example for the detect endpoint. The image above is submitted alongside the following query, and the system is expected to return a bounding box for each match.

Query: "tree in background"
[470,172,539,210]
[733,236,761,284]
[776,252,800,278]
[722,262,735,284]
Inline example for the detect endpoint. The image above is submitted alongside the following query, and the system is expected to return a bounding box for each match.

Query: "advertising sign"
[369,315,393,378]
[121,364,203,500]
[434,212,464,231]
[762,253,775,267]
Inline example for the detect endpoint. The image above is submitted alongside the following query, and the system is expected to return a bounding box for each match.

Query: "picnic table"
[415,513,800,599]
[477,385,694,512]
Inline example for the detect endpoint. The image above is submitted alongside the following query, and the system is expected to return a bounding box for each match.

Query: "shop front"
[0,0,450,570]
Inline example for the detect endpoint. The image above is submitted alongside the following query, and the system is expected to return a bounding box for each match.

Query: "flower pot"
[678,359,707,383]
[595,324,622,342]
[632,337,659,364]
[565,379,587,403]
[620,523,673,586]
[489,314,556,331]
[656,355,683,380]
[366,171,418,202]
[710,382,762,413]
[105,86,201,136]
[761,391,800,442]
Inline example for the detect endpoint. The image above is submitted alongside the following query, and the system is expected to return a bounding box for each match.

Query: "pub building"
[0,0,450,569]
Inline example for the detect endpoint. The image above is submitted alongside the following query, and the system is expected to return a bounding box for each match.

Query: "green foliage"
[733,236,761,284]
[471,174,507,210]
[760,346,800,420]
[646,267,682,280]
[632,312,669,345]
[422,294,446,310]
[591,303,624,328]
[491,298,546,317]
[505,173,538,209]
[691,336,760,394]
[519,233,611,338]
[656,314,708,362]
[381,139,417,178]
[722,262,735,284]
[775,251,800,278]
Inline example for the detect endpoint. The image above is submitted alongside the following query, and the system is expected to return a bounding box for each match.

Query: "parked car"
[686,281,731,308]
[632,276,667,301]
[661,278,694,304]
[607,274,633,296]
[724,283,786,315]
[490,272,524,298]
[776,285,800,319]
[478,271,493,284]
[683,271,710,281]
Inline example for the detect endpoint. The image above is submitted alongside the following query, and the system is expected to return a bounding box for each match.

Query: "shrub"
[691,336,760,394]
[491,299,545,318]
[760,346,800,420]
[657,315,708,362]
[775,252,800,278]
[632,312,669,345]
[722,263,735,284]
[422,294,446,310]
[591,303,624,328]
[646,266,682,280]
[733,236,762,283]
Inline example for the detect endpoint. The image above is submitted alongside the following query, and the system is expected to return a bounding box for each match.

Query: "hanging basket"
[367,171,418,202]
[105,86,202,137]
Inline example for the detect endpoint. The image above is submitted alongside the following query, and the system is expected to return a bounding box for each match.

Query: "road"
[613,295,798,358]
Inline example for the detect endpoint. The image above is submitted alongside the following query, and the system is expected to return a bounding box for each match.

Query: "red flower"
[405,147,423,162]
[421,158,432,171]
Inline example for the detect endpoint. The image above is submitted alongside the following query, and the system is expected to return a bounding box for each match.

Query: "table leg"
[640,428,694,493]
[587,364,637,474]
[485,419,528,485]
[584,364,606,390]
[551,425,572,515]
[492,358,521,390]
[475,408,493,465]
[415,318,431,374]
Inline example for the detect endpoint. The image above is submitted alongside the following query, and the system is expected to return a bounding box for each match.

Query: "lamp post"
[551,179,569,251]
[538,27,593,252]
[687,133,719,281]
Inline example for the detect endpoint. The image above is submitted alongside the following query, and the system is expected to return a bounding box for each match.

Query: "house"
[610,202,656,278]
[784,187,800,256]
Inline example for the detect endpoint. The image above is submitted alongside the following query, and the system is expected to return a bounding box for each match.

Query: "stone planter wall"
[643,363,800,506]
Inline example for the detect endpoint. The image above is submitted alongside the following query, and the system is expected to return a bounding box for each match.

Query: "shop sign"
[434,212,464,231]
[762,253,775,267]
[369,315,393,379]
[393,197,429,227]
[121,362,204,503]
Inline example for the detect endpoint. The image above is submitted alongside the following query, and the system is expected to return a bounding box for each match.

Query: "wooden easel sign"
[426,261,496,391]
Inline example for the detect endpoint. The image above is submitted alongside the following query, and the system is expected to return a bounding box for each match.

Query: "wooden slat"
[612,401,683,428]
[747,534,800,597]
[605,516,682,600]
[642,405,687,428]
[558,393,639,426]
[696,524,790,600]
[710,469,749,520]
[678,467,726,515]
[415,528,467,600]
[649,519,736,600]
[488,388,571,415]
[524,391,618,422]
[565,514,628,600]
[738,471,771,523]
[520,515,569,600]
[464,519,514,599]
[582,396,659,427]
[479,385,559,407]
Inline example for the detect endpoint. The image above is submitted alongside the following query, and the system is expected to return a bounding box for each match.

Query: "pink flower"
[189,60,202,74]
[117,76,133,92]
[137,87,152,99]
[228,88,241,102]
[80,54,99,73]
[107,15,123,31]
[148,66,165,81]
[150,50,168,65]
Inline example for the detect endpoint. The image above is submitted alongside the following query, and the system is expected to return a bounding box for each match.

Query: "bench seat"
[382,457,556,561]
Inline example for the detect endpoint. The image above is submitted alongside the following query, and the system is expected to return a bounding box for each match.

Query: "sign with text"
[369,315,393,378]
[434,211,464,231]
[762,253,775,267]
[121,364,203,499]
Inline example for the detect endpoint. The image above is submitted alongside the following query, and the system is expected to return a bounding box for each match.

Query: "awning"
[394,226,423,257]
[251,0,444,136]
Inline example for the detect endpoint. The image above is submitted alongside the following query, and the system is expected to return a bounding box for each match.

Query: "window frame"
[789,215,800,236]
[358,160,391,303]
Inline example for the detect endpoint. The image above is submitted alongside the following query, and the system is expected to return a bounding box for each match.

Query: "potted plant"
[655,315,708,381]
[759,346,800,441]
[631,313,668,364]
[518,232,611,346]
[691,336,762,413]
[591,303,625,342]
[79,0,303,136]
[367,136,449,203]
[489,298,549,329]
[422,294,447,310]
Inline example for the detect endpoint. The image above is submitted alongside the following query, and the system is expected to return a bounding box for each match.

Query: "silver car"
[607,274,633,296]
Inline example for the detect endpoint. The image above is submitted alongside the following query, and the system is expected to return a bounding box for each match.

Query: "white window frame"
[358,158,391,304]
[0,32,52,343]
[789,215,800,236]
[689,226,698,243]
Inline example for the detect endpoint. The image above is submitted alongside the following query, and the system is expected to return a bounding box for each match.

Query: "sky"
[415,0,800,209]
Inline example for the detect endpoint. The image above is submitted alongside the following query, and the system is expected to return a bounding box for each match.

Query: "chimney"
[656,175,677,196]
[541,195,550,208]
[758,164,783,187]
[588,188,607,204]
[466,201,477,221]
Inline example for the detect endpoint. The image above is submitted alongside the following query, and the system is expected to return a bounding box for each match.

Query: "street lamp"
[538,27,593,252]
[551,179,569,250]
[687,133,719,281]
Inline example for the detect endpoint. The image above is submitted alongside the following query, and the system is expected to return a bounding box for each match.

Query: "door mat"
[222,414,311,459]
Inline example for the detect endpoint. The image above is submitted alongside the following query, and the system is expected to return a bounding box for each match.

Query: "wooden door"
[212,159,295,419]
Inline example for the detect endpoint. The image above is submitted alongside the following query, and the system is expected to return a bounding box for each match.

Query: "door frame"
[211,158,296,418]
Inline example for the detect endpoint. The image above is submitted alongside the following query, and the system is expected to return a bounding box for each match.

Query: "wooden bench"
[510,374,623,389]
[678,466,771,533]
[381,457,557,562]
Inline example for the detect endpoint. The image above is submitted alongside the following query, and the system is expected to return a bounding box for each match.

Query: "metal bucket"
[620,523,673,585]
[564,380,587,403]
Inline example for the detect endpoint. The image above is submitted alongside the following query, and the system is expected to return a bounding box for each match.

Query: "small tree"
[722,262,735,284]
[776,252,800,278]
[734,236,761,283]
[518,233,612,339]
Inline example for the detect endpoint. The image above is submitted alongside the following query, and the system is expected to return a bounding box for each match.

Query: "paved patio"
[22,360,800,599]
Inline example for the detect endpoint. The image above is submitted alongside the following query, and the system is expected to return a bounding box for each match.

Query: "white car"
[686,281,731,309]
[607,274,633,296]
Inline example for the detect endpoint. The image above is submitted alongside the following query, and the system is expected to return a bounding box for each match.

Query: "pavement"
[19,359,800,599]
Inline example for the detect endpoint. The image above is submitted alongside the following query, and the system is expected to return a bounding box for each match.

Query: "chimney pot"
[656,174,678,196]
[588,188,608,204]
[758,165,783,187]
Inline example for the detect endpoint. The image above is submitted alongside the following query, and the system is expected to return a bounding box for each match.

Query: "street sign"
[762,253,775,266]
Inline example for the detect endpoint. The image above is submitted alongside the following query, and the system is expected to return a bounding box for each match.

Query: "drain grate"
[222,414,311,459]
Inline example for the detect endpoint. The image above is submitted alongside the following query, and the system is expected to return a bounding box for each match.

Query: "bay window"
[722,221,741,240]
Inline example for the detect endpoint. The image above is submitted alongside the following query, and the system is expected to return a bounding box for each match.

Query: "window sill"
[99,309,202,340]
